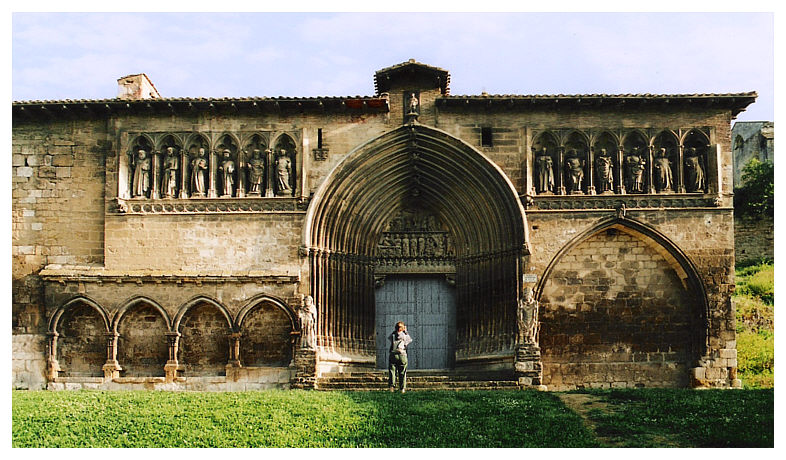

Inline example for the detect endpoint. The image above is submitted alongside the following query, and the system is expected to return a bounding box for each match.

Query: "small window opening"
[317,128,323,149]
[481,127,493,147]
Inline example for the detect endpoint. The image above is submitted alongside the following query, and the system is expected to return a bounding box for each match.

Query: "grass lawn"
[581,388,774,448]
[12,389,773,448]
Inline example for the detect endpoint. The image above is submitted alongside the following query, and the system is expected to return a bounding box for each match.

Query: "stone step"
[316,379,521,391]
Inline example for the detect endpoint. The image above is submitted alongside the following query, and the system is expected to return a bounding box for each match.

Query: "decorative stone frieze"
[112,197,309,214]
[527,194,718,210]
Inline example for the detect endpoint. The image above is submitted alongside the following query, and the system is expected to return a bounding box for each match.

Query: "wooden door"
[375,275,456,369]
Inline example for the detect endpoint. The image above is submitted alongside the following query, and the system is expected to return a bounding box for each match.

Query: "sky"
[11,11,775,122]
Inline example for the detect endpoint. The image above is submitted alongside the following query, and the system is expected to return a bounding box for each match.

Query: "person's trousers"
[388,352,408,390]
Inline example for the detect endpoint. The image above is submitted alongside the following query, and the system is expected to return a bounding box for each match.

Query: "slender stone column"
[587,147,595,195]
[208,150,218,198]
[179,149,189,199]
[617,146,626,194]
[236,150,247,198]
[557,146,566,195]
[164,331,181,382]
[647,145,656,194]
[677,143,686,193]
[151,150,161,199]
[265,148,275,197]
[102,332,122,380]
[47,332,61,381]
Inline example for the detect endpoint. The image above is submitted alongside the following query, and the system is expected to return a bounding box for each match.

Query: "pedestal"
[291,348,318,389]
[514,343,545,389]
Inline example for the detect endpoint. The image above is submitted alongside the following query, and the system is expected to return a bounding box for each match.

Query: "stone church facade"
[12,60,755,390]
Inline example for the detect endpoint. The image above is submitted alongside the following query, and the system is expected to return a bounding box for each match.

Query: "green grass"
[581,389,774,448]
[12,390,599,448]
[733,261,774,388]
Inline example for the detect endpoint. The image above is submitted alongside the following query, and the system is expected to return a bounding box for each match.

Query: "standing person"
[388,321,412,393]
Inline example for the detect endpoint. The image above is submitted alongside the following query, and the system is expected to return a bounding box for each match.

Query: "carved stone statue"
[247,149,266,195]
[684,147,705,192]
[595,149,614,194]
[653,148,673,192]
[275,150,292,196]
[516,287,539,345]
[132,149,151,198]
[299,295,318,350]
[190,148,208,197]
[407,93,419,114]
[624,147,646,193]
[162,146,179,198]
[534,148,554,194]
[218,149,235,197]
[564,151,585,193]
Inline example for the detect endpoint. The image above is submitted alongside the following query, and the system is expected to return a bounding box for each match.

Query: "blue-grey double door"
[375,275,457,370]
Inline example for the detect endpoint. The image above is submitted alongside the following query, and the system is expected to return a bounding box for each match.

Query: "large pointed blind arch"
[304,124,529,361]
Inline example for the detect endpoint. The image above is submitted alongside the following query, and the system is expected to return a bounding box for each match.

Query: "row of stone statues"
[131,147,294,199]
[534,146,706,194]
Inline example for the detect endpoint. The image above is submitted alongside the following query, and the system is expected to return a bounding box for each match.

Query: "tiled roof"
[442,92,757,99]
[12,95,387,105]
[374,59,451,95]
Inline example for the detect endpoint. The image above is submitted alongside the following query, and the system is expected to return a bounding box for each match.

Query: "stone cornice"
[39,266,300,284]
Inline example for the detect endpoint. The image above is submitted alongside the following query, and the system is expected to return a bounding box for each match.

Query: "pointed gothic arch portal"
[305,124,529,370]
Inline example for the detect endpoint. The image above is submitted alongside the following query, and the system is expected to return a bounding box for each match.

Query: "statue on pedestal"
[162,147,179,198]
[132,149,151,198]
[517,287,539,345]
[190,148,208,197]
[218,149,235,197]
[595,149,614,193]
[534,147,554,194]
[247,149,265,195]
[653,147,673,192]
[624,147,647,193]
[564,151,585,193]
[684,147,705,192]
[299,295,318,350]
[275,150,292,196]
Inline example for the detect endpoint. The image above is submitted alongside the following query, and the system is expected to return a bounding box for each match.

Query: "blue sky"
[11,12,775,122]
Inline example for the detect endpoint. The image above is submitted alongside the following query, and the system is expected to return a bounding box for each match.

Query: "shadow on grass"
[13,390,598,448]
[574,388,774,448]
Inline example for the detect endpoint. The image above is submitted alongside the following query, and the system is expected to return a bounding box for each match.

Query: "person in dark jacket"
[388,321,412,393]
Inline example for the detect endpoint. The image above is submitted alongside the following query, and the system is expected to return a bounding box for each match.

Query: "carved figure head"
[222,149,231,158]
[137,149,147,159]
[166,146,175,155]
[197,147,205,157]
[304,295,314,307]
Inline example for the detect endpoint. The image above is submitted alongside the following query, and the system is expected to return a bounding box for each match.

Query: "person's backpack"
[390,332,405,353]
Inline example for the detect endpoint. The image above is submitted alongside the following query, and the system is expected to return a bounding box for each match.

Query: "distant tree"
[734,158,774,218]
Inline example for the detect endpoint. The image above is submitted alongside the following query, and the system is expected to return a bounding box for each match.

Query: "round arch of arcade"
[46,293,299,378]
[304,123,530,365]
[535,216,709,389]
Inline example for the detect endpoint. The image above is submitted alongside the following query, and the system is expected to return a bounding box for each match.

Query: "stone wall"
[116,303,169,377]
[12,70,743,390]
[734,215,774,264]
[539,228,694,389]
